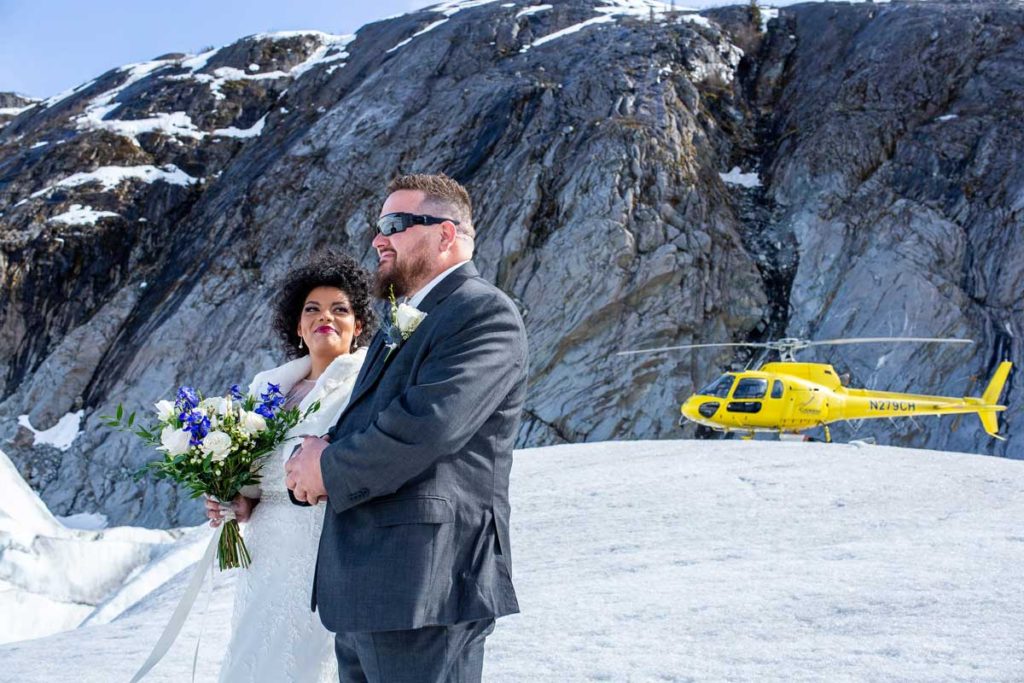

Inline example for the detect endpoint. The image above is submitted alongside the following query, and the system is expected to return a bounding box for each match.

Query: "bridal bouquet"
[104,383,318,569]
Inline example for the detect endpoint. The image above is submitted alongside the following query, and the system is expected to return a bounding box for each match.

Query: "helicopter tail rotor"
[977,361,1013,440]
[982,361,1013,406]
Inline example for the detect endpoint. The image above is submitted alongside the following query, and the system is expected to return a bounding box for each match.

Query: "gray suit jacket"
[312,261,527,633]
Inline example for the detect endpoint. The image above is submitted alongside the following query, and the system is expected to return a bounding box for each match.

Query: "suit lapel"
[334,262,481,424]
[344,332,389,411]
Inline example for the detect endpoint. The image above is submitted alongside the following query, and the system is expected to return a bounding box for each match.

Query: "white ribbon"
[129,527,219,682]
[217,501,237,522]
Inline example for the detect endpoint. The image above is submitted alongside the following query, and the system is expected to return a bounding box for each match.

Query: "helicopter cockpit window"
[771,380,784,399]
[733,378,768,400]
[698,375,735,398]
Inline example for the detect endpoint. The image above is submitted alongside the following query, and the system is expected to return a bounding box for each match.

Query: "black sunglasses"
[376,212,460,236]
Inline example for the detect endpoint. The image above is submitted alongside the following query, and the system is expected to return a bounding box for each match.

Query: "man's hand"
[285,435,330,504]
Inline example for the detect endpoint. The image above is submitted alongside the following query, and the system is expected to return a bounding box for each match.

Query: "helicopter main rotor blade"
[616,342,774,357]
[805,337,975,347]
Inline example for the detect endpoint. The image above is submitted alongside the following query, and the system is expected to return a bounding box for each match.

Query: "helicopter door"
[764,379,795,429]
[785,386,828,427]
[726,378,768,424]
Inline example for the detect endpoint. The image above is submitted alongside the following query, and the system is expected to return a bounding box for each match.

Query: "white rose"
[201,431,233,462]
[396,303,427,339]
[238,410,267,435]
[200,397,229,415]
[160,425,192,456]
[154,400,176,422]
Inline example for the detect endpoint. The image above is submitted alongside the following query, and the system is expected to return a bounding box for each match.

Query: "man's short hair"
[387,173,475,239]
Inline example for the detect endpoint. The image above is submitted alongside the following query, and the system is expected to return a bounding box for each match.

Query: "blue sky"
[0,0,434,98]
[0,0,856,99]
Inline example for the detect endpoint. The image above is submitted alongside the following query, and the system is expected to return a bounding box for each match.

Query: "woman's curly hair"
[273,251,377,358]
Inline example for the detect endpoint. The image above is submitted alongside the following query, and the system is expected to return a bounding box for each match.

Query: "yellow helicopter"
[618,337,1012,442]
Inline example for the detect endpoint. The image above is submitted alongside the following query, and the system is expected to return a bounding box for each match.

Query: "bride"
[205,251,375,682]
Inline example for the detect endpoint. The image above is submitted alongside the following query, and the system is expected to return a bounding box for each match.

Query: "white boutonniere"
[384,285,427,359]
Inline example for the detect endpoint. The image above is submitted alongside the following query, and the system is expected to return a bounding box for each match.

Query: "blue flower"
[176,386,199,409]
[229,384,244,400]
[258,383,286,415]
[186,413,211,446]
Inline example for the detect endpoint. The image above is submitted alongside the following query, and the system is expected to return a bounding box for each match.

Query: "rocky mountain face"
[0,94,39,129]
[0,0,1020,527]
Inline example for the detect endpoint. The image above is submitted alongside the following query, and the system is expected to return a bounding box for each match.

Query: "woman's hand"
[204,494,258,527]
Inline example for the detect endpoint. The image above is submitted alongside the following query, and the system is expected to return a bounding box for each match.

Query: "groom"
[285,173,528,682]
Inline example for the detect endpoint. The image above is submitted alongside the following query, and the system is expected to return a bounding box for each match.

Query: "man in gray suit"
[285,173,527,682]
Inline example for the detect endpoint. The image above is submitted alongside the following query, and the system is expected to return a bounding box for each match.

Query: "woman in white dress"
[205,252,376,683]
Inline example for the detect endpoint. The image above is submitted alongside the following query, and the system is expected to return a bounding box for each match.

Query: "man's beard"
[373,247,433,299]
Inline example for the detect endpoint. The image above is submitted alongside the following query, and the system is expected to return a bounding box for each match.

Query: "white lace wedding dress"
[217,348,366,683]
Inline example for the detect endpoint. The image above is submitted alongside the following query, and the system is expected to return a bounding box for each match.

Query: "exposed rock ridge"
[0,0,1020,526]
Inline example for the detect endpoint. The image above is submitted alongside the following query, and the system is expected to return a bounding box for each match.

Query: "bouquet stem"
[217,519,251,570]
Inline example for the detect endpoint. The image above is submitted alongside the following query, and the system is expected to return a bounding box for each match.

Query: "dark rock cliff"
[0,0,1020,526]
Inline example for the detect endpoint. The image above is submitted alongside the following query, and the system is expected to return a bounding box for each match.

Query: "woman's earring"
[298,338,304,350]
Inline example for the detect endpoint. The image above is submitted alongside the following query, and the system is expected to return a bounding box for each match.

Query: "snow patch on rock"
[212,115,267,139]
[47,205,120,226]
[32,164,199,197]
[516,4,553,18]
[16,411,84,451]
[720,166,762,188]
[520,0,705,53]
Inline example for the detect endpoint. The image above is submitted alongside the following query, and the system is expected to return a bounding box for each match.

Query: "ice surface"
[0,448,180,645]
[56,513,108,531]
[1,440,1022,680]
[0,447,63,539]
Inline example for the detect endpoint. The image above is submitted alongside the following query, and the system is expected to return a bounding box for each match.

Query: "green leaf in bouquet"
[116,404,123,421]
[303,400,321,420]
[128,412,136,427]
